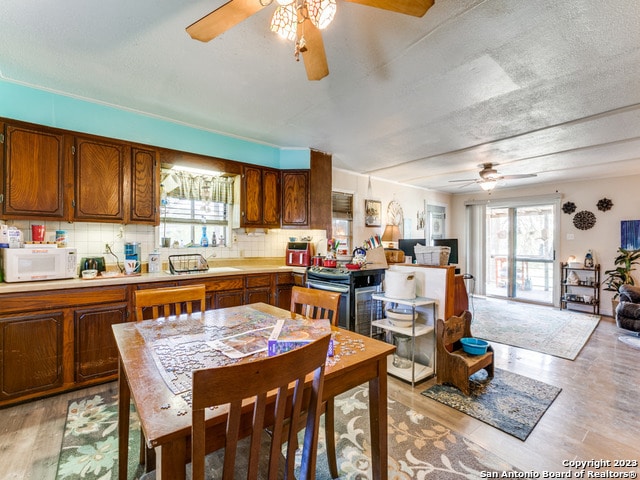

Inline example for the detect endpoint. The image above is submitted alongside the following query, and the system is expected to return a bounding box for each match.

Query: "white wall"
[450,173,640,316]
[332,168,452,248]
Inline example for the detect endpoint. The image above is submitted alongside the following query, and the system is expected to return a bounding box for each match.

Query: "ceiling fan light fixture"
[308,0,336,29]
[480,179,497,191]
[275,0,295,5]
[270,4,298,41]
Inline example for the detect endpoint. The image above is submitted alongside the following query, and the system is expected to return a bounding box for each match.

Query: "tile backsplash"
[1,220,326,266]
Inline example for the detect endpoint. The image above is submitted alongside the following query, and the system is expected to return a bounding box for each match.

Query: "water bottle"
[200,226,209,247]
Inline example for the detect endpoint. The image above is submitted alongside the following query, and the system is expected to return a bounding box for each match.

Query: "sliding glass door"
[486,203,556,304]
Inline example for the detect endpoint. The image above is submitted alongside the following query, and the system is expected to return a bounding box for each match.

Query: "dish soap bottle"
[200,226,209,247]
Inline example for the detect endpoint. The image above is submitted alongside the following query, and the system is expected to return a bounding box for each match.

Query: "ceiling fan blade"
[299,18,329,81]
[186,0,267,42]
[449,179,478,183]
[500,174,538,179]
[343,0,434,17]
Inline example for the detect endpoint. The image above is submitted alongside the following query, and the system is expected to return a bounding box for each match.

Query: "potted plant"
[603,247,640,310]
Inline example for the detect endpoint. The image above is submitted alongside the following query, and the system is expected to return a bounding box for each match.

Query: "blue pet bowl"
[460,337,489,355]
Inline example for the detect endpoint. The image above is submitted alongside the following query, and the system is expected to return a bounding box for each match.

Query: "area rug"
[56,385,517,479]
[471,297,600,359]
[421,368,561,441]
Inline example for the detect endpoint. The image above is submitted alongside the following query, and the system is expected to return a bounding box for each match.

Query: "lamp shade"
[382,225,401,245]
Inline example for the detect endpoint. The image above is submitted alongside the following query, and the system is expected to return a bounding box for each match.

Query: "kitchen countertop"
[0,262,308,294]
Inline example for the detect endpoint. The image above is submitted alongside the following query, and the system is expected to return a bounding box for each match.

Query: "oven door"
[306,278,351,331]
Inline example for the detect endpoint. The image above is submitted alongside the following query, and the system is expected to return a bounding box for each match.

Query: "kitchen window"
[332,191,353,256]
[160,167,235,247]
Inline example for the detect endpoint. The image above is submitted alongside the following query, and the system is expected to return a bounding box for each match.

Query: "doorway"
[485,202,556,304]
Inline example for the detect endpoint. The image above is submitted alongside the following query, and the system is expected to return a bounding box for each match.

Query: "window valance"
[161,169,235,204]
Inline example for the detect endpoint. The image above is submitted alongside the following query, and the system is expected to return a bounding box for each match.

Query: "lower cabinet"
[75,303,128,381]
[0,312,64,400]
[0,270,298,407]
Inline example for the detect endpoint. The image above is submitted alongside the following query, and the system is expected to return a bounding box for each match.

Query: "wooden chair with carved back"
[436,310,494,395]
[134,284,206,321]
[133,284,206,467]
[288,286,340,478]
[191,334,332,480]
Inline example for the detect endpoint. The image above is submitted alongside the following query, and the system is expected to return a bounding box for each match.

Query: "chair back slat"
[191,334,331,480]
[291,286,340,326]
[134,285,206,321]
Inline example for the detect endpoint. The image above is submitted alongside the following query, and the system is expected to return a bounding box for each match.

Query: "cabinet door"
[1,123,66,219]
[262,168,281,227]
[242,166,263,225]
[215,290,244,309]
[130,147,159,224]
[281,170,309,227]
[74,303,128,381]
[241,166,281,227]
[74,136,126,221]
[0,313,64,399]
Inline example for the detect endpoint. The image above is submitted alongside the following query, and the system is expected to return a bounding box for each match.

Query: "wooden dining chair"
[134,284,206,321]
[192,334,332,480]
[289,286,340,478]
[133,284,206,467]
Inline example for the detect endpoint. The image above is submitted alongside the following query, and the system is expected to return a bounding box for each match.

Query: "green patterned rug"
[422,368,561,441]
[471,297,600,359]
[56,384,518,479]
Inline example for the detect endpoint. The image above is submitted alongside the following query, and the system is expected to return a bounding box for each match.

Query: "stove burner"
[307,266,353,280]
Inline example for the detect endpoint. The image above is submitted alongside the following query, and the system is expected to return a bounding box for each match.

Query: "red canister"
[312,256,324,266]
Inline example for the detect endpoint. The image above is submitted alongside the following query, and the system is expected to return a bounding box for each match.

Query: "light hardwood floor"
[1,313,639,479]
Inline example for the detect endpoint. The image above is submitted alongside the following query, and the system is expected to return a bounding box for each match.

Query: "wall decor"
[596,197,613,212]
[416,210,425,230]
[386,200,404,226]
[364,200,381,227]
[573,210,596,230]
[562,201,576,214]
[621,220,640,249]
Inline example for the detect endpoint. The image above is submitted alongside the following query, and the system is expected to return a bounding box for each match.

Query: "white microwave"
[1,246,78,282]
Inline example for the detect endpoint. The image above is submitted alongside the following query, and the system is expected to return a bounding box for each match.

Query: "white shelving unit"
[371,293,436,386]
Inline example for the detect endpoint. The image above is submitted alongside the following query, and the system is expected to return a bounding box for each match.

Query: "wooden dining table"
[112,302,395,480]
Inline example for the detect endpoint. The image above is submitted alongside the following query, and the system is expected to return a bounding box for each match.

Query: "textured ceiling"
[1,0,640,193]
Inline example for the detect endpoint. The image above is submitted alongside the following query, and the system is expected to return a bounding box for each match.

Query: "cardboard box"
[268,318,334,357]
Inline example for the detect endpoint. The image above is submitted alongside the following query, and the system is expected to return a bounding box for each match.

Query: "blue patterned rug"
[56,384,518,479]
[422,368,561,441]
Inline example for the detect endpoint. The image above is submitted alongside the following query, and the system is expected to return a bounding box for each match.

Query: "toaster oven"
[285,242,313,267]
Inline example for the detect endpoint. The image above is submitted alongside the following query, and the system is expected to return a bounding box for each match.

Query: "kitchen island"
[0,261,307,407]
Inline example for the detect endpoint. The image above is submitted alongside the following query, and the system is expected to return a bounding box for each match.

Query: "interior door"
[486,203,556,304]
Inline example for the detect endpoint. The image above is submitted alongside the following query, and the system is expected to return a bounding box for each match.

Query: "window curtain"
[161,169,234,204]
[465,203,487,296]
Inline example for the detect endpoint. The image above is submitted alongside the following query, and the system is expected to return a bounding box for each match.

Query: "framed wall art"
[364,200,381,227]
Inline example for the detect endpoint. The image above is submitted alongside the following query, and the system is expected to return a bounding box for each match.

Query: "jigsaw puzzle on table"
[135,305,283,394]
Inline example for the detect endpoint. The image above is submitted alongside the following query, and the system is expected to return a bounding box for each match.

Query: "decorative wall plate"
[573,210,596,230]
[597,198,613,211]
[562,201,576,214]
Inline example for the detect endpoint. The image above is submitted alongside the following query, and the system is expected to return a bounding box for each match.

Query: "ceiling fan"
[186,0,434,81]
[449,163,538,191]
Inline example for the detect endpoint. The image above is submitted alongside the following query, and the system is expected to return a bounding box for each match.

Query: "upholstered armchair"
[615,284,640,334]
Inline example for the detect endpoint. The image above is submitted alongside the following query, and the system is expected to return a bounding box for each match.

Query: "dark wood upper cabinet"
[281,170,310,228]
[73,136,127,222]
[1,122,67,219]
[130,147,159,224]
[240,165,281,228]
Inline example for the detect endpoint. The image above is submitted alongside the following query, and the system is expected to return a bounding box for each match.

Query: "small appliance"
[80,256,106,273]
[2,246,77,282]
[285,241,313,267]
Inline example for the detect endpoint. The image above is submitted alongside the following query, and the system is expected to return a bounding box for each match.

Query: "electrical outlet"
[105,243,112,253]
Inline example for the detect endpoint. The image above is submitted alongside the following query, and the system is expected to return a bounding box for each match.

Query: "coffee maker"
[124,242,141,273]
